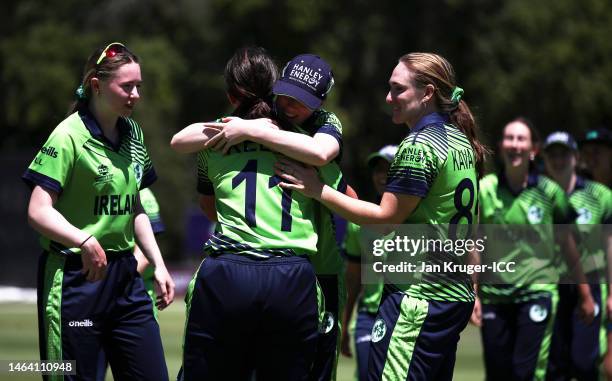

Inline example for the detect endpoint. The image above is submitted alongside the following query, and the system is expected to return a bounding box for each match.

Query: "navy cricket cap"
[367,145,399,167]
[273,54,334,110]
[543,131,578,151]
[580,127,612,147]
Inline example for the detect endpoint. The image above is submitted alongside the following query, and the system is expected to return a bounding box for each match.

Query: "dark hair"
[399,53,489,178]
[499,116,541,172]
[505,116,540,147]
[68,43,139,115]
[224,46,278,120]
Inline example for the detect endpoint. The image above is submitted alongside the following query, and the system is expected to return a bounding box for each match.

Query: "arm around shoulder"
[170,123,220,154]
[252,128,340,166]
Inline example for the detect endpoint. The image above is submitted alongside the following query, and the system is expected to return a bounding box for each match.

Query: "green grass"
[0,302,484,380]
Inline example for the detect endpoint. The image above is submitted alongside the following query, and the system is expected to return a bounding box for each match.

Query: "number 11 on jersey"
[232,159,294,232]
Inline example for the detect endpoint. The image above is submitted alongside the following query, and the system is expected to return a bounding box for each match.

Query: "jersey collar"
[410,112,450,134]
[498,169,539,196]
[79,108,130,151]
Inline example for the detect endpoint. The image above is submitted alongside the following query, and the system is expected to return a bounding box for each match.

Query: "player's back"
[198,140,319,258]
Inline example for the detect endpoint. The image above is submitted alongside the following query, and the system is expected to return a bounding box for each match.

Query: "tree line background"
[2,0,612,268]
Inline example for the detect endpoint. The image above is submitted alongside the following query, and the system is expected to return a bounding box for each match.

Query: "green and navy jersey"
[301,108,343,161]
[344,222,384,314]
[309,162,347,275]
[140,188,165,235]
[566,177,612,276]
[292,111,345,275]
[22,109,156,254]
[139,188,165,284]
[197,123,338,258]
[478,172,575,303]
[386,112,478,302]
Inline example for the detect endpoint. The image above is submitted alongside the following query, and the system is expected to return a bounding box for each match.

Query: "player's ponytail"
[449,100,488,179]
[225,46,277,120]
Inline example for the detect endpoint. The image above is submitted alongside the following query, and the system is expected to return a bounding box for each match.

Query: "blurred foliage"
[3,0,612,259]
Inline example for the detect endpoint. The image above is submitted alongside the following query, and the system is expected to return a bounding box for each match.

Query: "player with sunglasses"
[23,42,174,380]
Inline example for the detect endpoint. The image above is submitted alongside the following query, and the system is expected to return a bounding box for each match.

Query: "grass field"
[0,302,485,380]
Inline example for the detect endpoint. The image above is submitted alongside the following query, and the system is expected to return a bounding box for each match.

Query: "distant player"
[276,52,488,381]
[543,131,612,380]
[341,145,397,381]
[579,127,612,381]
[473,119,595,381]
[579,127,612,188]
[23,42,174,380]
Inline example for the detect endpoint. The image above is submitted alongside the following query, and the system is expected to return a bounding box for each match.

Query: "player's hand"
[607,295,612,321]
[153,265,175,310]
[578,293,596,325]
[203,117,276,154]
[340,328,352,357]
[80,235,107,282]
[469,297,482,327]
[274,158,323,199]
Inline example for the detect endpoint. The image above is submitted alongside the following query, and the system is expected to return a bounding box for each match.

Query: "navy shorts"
[547,283,606,381]
[368,290,473,381]
[480,294,557,381]
[37,251,168,381]
[310,274,342,381]
[355,311,377,381]
[181,254,321,381]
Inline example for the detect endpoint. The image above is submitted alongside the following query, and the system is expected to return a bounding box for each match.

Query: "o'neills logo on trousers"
[68,319,93,327]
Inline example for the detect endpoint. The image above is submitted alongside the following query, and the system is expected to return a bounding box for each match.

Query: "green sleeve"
[314,110,342,137]
[139,188,165,234]
[386,137,439,198]
[23,127,76,194]
[318,161,344,190]
[196,150,213,195]
[343,222,362,261]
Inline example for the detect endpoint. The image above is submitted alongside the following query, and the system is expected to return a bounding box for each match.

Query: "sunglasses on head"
[96,42,126,65]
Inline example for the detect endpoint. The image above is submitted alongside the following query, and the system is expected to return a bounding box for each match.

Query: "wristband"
[79,235,93,248]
